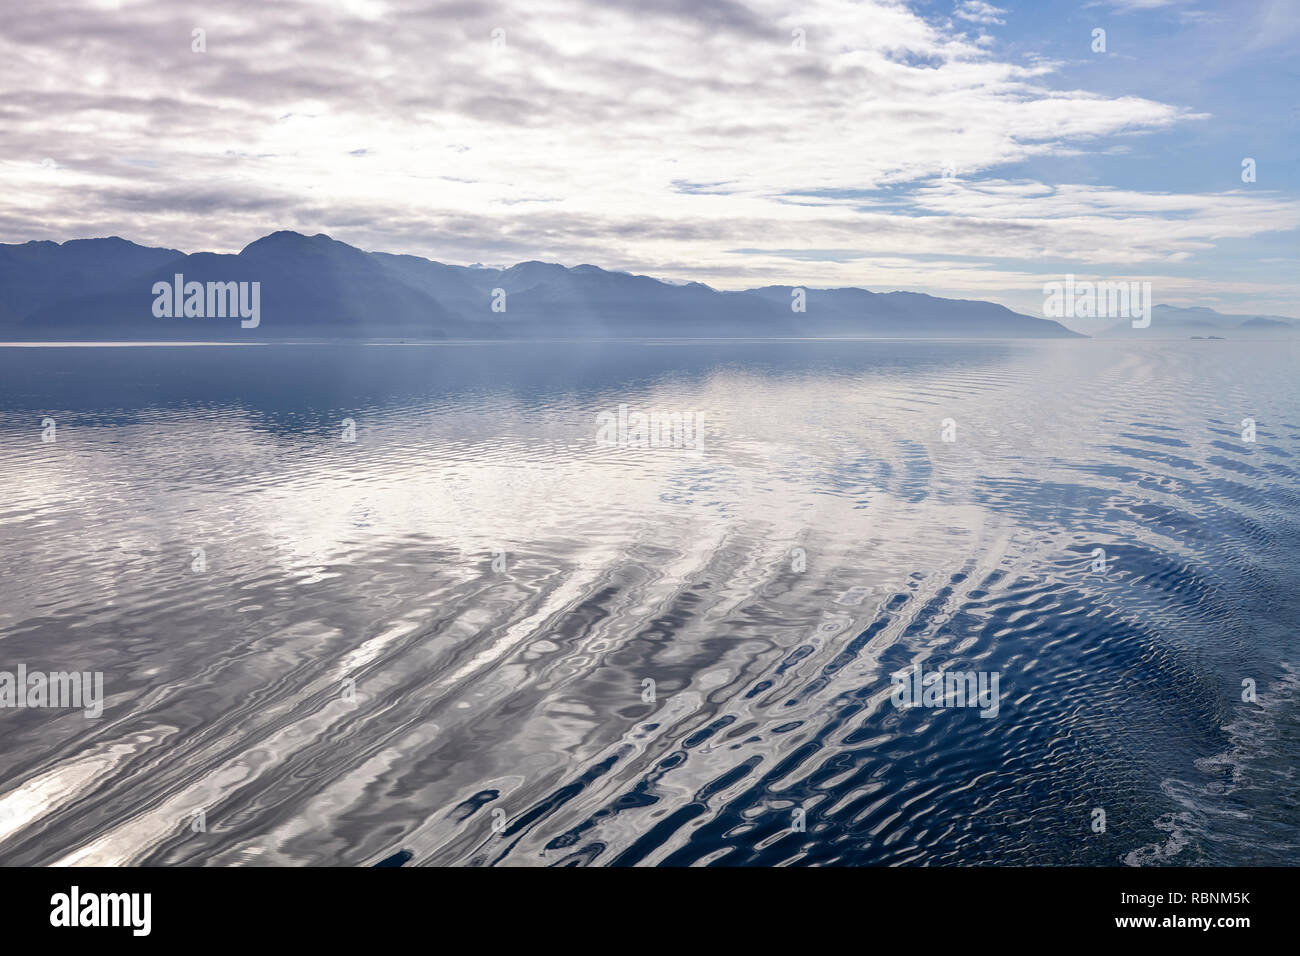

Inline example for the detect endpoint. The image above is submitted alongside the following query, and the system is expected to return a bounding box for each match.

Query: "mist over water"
[0,339,1296,866]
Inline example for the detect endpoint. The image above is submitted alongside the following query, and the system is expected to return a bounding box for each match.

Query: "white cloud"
[1087,0,1182,11]
[0,0,1291,315]
[953,2,1007,26]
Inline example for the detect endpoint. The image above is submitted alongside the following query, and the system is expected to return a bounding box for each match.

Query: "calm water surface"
[0,339,1296,866]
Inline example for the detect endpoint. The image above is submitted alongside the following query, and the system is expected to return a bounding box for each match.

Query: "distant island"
[0,231,1085,341]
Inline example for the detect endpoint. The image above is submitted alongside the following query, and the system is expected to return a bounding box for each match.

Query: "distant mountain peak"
[239,230,344,255]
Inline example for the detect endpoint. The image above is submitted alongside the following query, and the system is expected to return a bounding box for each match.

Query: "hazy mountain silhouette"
[1098,303,1300,338]
[746,286,1071,337]
[0,237,182,325]
[0,231,1084,340]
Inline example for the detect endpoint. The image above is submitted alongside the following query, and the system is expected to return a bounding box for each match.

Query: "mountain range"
[0,230,1097,341]
[1096,304,1300,338]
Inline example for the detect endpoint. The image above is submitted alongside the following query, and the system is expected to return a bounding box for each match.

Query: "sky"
[2,0,1297,322]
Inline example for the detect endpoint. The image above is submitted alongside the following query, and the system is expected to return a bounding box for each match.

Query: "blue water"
[0,339,1296,865]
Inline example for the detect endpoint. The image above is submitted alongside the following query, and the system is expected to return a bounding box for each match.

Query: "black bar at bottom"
[0,865,1279,943]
